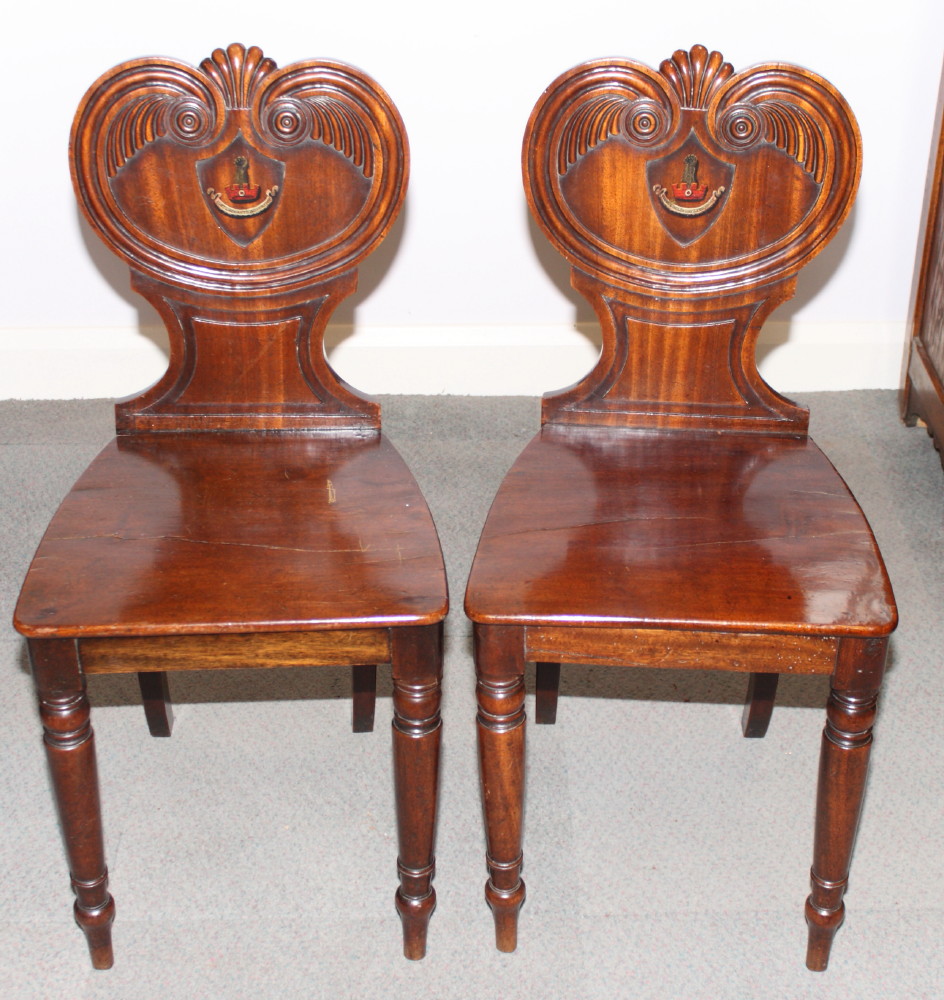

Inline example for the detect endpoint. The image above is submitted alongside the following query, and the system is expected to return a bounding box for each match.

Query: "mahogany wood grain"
[30,639,115,969]
[16,434,445,638]
[474,624,527,952]
[468,429,894,638]
[79,630,392,673]
[902,59,944,467]
[391,625,443,957]
[525,626,840,674]
[805,636,887,970]
[465,46,896,970]
[14,45,446,967]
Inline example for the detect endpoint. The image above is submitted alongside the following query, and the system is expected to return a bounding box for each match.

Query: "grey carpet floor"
[1,391,942,999]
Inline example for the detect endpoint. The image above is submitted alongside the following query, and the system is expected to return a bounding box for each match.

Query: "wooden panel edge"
[906,340,944,468]
[525,625,839,675]
[80,629,392,674]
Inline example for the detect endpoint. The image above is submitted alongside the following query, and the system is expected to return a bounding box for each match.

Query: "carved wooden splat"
[524,45,861,433]
[71,43,408,432]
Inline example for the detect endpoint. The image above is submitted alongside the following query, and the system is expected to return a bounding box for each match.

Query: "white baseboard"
[0,321,905,399]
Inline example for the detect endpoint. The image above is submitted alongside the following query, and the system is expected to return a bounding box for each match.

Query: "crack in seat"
[464,45,896,971]
[14,43,447,968]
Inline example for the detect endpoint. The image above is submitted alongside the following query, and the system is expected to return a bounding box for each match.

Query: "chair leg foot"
[475,624,527,952]
[391,626,442,960]
[805,637,887,971]
[805,893,843,971]
[74,891,116,969]
[30,639,116,971]
[396,886,436,960]
[486,877,526,952]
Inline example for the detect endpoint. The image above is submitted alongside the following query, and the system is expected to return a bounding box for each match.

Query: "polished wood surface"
[902,59,944,467]
[523,47,859,435]
[16,433,445,636]
[15,44,445,968]
[467,427,894,635]
[69,43,408,434]
[465,46,896,971]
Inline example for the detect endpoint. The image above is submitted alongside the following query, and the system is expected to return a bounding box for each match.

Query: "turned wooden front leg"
[391,625,442,959]
[806,636,888,971]
[474,623,526,952]
[30,638,115,969]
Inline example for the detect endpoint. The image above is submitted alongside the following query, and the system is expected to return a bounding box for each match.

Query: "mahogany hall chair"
[464,45,896,970]
[14,44,446,968]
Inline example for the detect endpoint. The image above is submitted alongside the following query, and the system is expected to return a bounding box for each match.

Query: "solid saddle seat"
[17,433,445,636]
[15,44,446,970]
[467,427,892,635]
[466,45,897,972]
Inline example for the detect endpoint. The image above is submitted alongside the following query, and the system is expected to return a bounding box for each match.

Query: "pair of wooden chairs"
[15,43,896,973]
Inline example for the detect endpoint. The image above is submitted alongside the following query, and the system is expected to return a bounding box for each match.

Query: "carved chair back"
[524,45,860,434]
[70,43,407,434]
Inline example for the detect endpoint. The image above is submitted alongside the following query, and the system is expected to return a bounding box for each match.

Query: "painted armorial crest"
[71,43,408,432]
[526,45,861,433]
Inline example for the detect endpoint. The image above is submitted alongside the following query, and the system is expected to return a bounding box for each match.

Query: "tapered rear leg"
[741,672,779,738]
[391,626,442,959]
[137,671,173,737]
[352,663,377,733]
[475,624,527,951]
[806,637,887,971]
[535,661,561,724]
[901,370,918,425]
[30,639,115,969]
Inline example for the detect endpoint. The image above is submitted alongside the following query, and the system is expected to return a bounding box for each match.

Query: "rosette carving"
[556,46,732,176]
[525,46,861,432]
[558,94,672,173]
[71,45,407,293]
[556,81,677,175]
[718,101,825,180]
[259,95,374,175]
[69,45,409,430]
[92,69,224,179]
[525,46,860,296]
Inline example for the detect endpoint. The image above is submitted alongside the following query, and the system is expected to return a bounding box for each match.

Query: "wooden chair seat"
[467,427,893,635]
[466,45,897,972]
[16,433,445,637]
[15,44,445,970]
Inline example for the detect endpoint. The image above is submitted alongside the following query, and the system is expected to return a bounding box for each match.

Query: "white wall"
[3,1,941,398]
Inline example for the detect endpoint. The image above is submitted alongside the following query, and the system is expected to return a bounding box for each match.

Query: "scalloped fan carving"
[558,95,634,175]
[106,95,175,177]
[307,96,374,177]
[757,101,826,182]
[199,44,276,110]
[103,45,376,179]
[660,45,733,110]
